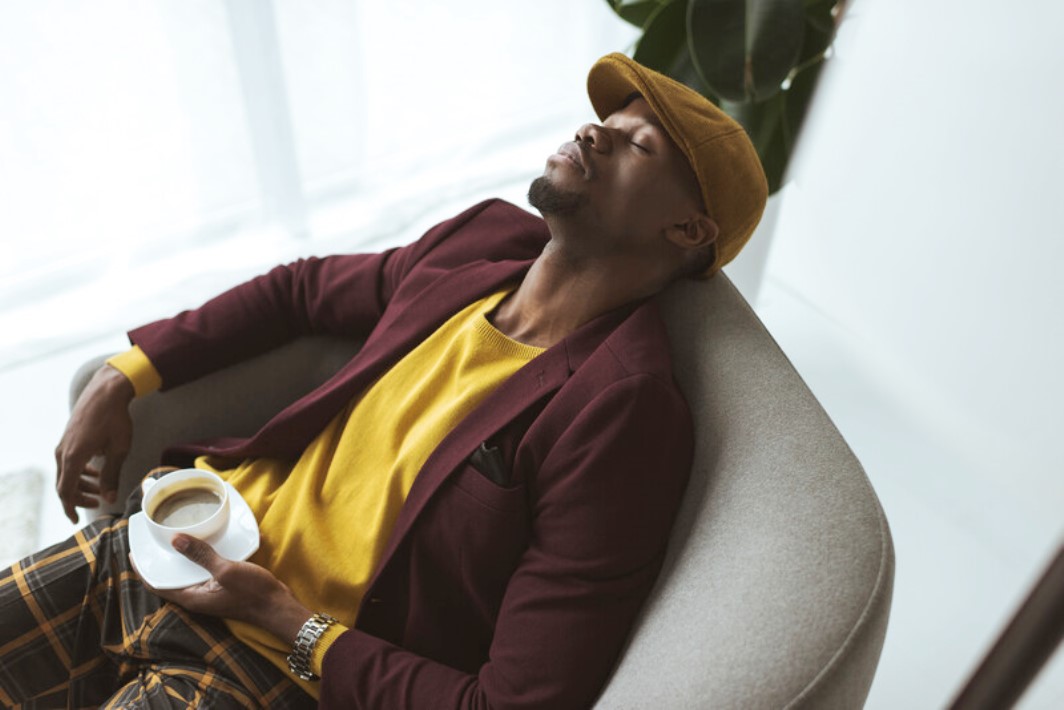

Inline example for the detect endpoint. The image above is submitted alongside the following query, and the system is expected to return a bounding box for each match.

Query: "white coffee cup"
[141,469,230,548]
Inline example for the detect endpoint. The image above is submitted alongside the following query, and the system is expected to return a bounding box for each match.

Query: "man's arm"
[128,199,508,392]
[52,200,505,515]
[128,247,408,392]
[51,251,406,519]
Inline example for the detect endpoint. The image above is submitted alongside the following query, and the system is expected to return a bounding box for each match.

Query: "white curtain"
[0,0,637,368]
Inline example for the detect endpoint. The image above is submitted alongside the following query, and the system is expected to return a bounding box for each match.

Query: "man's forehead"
[606,93,666,131]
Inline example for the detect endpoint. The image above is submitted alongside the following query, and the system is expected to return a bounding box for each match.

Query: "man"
[2,53,766,708]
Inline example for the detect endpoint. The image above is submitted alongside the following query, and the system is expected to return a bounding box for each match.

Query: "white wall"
[762,0,1064,705]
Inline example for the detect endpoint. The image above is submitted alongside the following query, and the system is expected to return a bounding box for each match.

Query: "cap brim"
[588,54,690,166]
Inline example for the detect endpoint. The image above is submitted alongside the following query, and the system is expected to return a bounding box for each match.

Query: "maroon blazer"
[129,199,694,709]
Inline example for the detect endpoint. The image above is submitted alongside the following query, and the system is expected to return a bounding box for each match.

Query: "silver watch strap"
[287,612,338,681]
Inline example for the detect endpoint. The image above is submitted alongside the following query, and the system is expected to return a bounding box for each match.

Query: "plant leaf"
[687,0,806,102]
[796,0,836,65]
[634,1,688,74]
[667,41,716,95]
[606,0,668,29]
[722,52,824,193]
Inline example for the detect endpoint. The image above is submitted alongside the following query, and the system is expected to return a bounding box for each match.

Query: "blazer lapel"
[366,342,570,591]
[234,257,533,459]
[366,300,640,592]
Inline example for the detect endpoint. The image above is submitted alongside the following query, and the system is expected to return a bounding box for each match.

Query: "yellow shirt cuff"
[311,622,349,678]
[106,345,162,397]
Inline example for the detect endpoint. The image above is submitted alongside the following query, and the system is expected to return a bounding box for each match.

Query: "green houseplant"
[605,0,846,194]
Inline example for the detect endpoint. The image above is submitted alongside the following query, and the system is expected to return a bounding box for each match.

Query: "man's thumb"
[172,534,220,571]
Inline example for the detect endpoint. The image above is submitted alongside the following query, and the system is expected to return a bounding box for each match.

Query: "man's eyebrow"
[621,91,643,109]
[643,112,666,133]
[620,90,667,133]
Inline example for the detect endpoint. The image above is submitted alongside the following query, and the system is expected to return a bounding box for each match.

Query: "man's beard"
[527,176,588,216]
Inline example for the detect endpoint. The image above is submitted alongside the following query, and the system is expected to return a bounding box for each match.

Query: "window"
[0,0,637,369]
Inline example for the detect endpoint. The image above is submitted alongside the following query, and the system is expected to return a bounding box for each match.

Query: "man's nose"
[576,123,611,153]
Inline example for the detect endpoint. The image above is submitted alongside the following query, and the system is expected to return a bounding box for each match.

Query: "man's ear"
[665,213,719,252]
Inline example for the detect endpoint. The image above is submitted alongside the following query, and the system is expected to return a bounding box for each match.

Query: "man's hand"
[54,364,135,523]
[132,534,312,646]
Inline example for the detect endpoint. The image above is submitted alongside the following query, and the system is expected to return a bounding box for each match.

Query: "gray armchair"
[71,273,893,709]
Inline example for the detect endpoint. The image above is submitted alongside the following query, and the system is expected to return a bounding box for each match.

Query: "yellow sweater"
[109,288,543,697]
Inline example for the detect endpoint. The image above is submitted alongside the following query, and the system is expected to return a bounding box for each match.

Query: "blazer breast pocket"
[468,441,511,486]
[453,460,525,514]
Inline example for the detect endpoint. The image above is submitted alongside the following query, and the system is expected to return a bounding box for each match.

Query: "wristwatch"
[287,612,338,681]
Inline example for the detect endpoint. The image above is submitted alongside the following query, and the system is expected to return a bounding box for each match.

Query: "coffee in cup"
[151,487,224,527]
[141,469,230,546]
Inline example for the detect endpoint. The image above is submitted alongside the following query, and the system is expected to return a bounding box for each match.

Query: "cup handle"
[141,476,158,496]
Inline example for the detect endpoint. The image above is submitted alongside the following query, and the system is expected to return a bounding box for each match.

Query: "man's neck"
[491,237,665,349]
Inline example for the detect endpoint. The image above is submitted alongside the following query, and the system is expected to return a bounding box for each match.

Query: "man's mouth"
[556,142,591,178]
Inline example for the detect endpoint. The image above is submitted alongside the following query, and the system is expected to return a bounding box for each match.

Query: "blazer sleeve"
[319,374,694,709]
[126,200,499,390]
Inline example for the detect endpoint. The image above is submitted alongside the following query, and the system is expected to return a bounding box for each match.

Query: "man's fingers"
[61,499,78,525]
[84,479,102,495]
[57,467,106,523]
[55,363,135,523]
[55,469,78,523]
[172,534,223,574]
[72,492,98,508]
[55,449,85,524]
[100,450,125,504]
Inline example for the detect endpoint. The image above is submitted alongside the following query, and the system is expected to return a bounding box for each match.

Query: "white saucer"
[129,481,260,590]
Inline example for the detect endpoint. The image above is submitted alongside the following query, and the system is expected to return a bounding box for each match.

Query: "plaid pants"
[0,474,315,709]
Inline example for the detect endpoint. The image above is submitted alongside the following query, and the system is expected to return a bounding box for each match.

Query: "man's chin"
[527,176,588,216]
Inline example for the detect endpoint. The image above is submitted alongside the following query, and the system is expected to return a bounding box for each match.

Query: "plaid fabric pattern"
[0,471,314,709]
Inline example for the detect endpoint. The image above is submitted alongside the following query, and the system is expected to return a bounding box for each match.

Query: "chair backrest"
[70,274,893,708]
[592,275,894,709]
